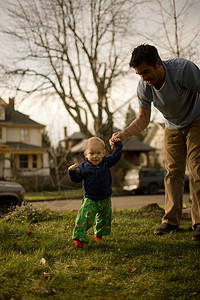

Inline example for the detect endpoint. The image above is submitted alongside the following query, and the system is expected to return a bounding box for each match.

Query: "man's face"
[134,59,165,89]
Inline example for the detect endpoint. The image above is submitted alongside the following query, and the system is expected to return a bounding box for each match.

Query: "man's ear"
[156,58,162,67]
[84,151,87,157]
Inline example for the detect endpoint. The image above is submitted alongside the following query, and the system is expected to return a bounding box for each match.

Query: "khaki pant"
[163,120,200,229]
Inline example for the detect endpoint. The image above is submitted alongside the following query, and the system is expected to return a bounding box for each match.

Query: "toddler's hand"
[68,163,78,171]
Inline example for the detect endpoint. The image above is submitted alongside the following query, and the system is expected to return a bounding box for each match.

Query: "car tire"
[148,183,158,195]
[0,203,11,215]
[0,200,18,216]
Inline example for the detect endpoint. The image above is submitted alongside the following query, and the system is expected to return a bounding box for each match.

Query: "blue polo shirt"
[68,141,123,200]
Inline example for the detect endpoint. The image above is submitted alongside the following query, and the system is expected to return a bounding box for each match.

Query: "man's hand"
[68,163,79,171]
[109,132,122,149]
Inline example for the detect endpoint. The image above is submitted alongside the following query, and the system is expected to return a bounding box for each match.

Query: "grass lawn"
[0,204,199,300]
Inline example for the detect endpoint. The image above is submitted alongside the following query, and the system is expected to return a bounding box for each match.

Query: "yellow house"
[0,97,50,180]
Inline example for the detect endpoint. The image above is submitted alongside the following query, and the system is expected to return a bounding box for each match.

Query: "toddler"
[68,136,122,248]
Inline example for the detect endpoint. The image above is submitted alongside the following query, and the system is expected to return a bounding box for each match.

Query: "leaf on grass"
[122,254,130,261]
[12,242,18,248]
[10,233,20,239]
[127,267,137,273]
[177,255,183,260]
[43,272,51,279]
[32,286,49,294]
[27,232,34,236]
[65,265,75,269]
[40,258,46,264]
[191,292,199,296]
[0,257,6,261]
[59,245,66,250]
[193,265,199,268]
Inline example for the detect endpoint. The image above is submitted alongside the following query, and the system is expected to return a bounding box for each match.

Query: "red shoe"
[74,240,84,248]
[95,236,102,242]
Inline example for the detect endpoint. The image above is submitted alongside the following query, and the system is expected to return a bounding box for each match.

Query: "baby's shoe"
[74,240,84,248]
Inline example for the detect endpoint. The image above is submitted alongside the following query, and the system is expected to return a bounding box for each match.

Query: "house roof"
[0,98,45,127]
[122,137,155,152]
[70,136,155,153]
[0,142,47,151]
[0,98,7,107]
[68,132,84,140]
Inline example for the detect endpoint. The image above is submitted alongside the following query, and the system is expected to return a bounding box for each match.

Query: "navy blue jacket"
[68,141,123,200]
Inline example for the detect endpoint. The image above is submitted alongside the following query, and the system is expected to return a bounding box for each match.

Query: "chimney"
[63,127,68,149]
[9,97,15,110]
[64,126,67,139]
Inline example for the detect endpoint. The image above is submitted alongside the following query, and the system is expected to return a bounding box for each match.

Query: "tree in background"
[124,104,149,141]
[124,104,137,128]
[0,0,140,148]
[42,129,71,193]
[42,129,52,149]
[134,0,200,61]
[0,0,199,149]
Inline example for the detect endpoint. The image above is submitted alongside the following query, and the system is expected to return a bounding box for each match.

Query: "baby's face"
[84,142,106,165]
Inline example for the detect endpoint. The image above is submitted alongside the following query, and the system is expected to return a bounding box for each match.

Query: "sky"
[0,0,199,145]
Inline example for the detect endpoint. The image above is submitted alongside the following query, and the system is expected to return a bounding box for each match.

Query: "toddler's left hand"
[68,163,79,171]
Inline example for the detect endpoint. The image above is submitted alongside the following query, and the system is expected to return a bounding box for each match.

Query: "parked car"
[123,168,189,195]
[0,181,25,215]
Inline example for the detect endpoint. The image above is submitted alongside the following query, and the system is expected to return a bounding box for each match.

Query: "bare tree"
[134,0,200,61]
[0,0,141,147]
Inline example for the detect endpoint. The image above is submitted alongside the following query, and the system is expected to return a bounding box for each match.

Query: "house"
[122,136,155,166]
[0,97,50,181]
[67,131,155,167]
[67,131,84,150]
[143,123,165,167]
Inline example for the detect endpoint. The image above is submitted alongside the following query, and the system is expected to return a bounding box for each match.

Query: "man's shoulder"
[163,58,189,70]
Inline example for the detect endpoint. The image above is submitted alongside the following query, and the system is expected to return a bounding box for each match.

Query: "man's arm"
[110,107,151,148]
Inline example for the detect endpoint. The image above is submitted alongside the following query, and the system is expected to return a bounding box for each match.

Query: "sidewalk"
[29,194,191,219]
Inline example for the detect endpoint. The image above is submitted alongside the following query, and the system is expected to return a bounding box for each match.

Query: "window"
[21,128,29,141]
[0,107,5,120]
[19,155,28,168]
[32,155,37,168]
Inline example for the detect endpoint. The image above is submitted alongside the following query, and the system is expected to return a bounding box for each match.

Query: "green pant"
[72,196,111,242]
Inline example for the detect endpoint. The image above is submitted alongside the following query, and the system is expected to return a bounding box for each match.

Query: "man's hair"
[129,44,161,68]
[84,137,105,151]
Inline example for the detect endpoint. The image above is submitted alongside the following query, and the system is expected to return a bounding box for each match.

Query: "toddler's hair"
[84,137,105,150]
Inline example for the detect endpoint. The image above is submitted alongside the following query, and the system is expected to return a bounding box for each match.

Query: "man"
[110,44,200,240]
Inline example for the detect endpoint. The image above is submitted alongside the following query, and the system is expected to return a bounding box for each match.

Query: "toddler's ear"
[103,149,106,156]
